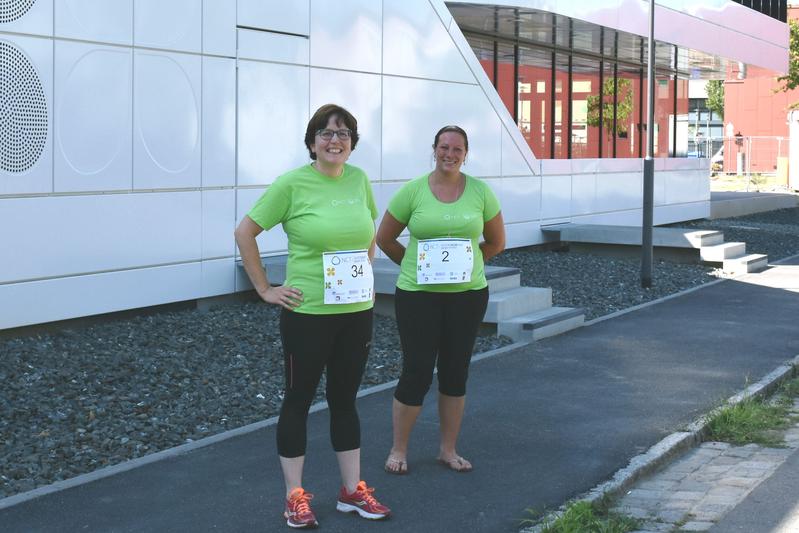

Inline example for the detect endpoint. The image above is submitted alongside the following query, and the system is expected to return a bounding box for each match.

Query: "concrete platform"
[710,191,798,219]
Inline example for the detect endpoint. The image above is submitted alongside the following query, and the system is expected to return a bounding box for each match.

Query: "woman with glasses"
[376,125,505,475]
[235,104,390,528]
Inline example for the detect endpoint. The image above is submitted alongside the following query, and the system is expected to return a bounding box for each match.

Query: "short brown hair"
[304,104,360,160]
[432,125,469,152]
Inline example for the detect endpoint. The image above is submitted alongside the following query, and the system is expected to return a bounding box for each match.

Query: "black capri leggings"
[276,308,372,458]
[393,287,489,406]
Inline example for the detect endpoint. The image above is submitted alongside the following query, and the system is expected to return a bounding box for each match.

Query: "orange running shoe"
[336,481,391,520]
[284,487,318,529]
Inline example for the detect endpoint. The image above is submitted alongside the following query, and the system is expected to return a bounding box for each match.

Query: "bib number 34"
[323,249,374,304]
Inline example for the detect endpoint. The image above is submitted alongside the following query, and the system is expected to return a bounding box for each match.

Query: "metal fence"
[690,135,789,177]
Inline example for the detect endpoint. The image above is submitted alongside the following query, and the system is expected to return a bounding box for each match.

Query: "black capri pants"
[276,308,372,458]
[393,287,489,406]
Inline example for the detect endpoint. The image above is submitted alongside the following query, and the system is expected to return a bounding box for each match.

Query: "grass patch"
[522,500,639,533]
[779,376,799,399]
[710,172,787,192]
[705,376,799,447]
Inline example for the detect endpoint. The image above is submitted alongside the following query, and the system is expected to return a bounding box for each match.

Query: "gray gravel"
[1,207,797,499]
[490,207,799,320]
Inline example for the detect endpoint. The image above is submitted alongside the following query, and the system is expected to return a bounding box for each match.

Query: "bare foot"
[437,454,472,473]
[384,452,408,475]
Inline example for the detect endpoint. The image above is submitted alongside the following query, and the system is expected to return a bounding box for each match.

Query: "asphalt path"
[2,258,799,532]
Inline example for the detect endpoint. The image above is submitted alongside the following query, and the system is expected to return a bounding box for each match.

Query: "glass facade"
[459,13,690,160]
[731,0,787,22]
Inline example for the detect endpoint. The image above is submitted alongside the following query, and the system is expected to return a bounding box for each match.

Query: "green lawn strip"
[706,376,799,447]
[521,499,640,533]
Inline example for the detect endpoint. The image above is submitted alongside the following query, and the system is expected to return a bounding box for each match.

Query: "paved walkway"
[2,258,799,532]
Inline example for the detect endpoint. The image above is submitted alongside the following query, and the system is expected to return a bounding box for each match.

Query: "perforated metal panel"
[0,0,36,24]
[0,40,47,173]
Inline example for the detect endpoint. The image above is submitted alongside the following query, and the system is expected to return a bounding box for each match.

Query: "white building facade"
[0,0,788,329]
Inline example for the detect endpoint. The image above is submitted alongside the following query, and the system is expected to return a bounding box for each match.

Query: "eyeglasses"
[316,128,352,141]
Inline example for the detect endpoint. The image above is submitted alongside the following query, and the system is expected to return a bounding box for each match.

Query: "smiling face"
[434,131,467,175]
[310,115,353,173]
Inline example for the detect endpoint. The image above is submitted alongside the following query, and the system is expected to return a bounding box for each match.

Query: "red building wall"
[724,7,799,172]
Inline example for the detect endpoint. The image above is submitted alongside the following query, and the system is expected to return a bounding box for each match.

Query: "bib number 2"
[417,238,473,284]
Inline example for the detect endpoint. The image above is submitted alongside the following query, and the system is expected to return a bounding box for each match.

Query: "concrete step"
[497,306,585,342]
[486,267,521,292]
[700,242,746,262]
[723,253,769,275]
[684,230,724,248]
[484,286,551,322]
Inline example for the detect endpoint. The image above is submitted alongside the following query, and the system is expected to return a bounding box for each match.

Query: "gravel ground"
[1,207,797,498]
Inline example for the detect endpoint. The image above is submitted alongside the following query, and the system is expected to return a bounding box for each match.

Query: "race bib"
[323,249,374,304]
[416,238,473,284]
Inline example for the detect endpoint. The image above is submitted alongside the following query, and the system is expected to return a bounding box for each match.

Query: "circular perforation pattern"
[0,0,36,23]
[0,40,47,173]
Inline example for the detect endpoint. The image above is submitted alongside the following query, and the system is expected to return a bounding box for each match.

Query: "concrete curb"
[0,340,529,511]
[525,354,799,531]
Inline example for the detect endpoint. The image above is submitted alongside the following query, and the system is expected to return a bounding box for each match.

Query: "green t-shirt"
[248,163,377,314]
[388,173,501,293]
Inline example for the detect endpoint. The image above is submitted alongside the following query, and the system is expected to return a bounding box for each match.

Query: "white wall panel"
[661,157,700,171]
[654,202,710,225]
[541,159,572,176]
[202,0,236,57]
[540,175,571,221]
[0,192,201,283]
[237,29,309,65]
[54,41,132,192]
[664,169,709,205]
[236,188,289,254]
[383,0,474,84]
[0,34,53,195]
[500,176,540,224]
[202,56,235,187]
[237,60,309,186]
[596,172,642,212]
[55,0,133,44]
[374,181,406,233]
[596,158,642,172]
[570,173,596,217]
[654,168,667,206]
[309,0,380,73]
[238,0,309,35]
[573,210,642,226]
[504,221,542,249]
[134,0,201,53]
[202,189,235,259]
[201,258,235,297]
[382,77,501,181]
[0,0,52,37]
[310,68,381,181]
[501,127,534,177]
[134,50,201,189]
[0,263,202,329]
